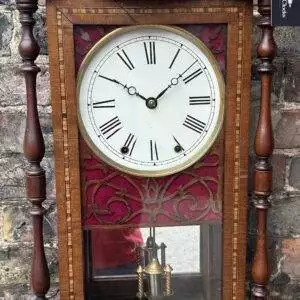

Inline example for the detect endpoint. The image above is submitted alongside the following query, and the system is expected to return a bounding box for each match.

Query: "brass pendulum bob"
[136,227,173,299]
[144,257,165,299]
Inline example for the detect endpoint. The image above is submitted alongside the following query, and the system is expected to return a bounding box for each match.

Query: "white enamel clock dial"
[77,25,225,177]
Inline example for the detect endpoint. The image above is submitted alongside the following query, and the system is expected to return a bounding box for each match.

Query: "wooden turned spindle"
[16,0,50,298]
[251,1,277,299]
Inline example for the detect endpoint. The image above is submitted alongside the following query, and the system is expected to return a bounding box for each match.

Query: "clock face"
[77,25,224,177]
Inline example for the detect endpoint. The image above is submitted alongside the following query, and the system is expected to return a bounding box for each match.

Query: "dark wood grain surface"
[251,0,277,299]
[16,0,50,298]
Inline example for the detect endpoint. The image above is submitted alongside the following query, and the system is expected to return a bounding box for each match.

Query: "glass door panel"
[85,223,221,300]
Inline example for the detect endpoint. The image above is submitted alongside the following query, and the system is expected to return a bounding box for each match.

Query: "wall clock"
[77,25,225,177]
[15,0,277,299]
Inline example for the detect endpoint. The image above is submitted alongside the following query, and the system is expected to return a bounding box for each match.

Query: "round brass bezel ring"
[77,25,225,178]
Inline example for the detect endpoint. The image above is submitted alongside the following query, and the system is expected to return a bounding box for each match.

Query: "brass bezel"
[77,25,225,177]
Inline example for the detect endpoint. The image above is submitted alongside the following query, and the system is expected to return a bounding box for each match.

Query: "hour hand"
[155,85,171,100]
[155,76,180,101]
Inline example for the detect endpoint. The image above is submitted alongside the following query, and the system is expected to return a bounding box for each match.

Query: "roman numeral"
[183,68,203,84]
[122,133,137,156]
[92,99,115,108]
[150,140,159,161]
[100,116,122,139]
[144,41,156,64]
[183,115,206,134]
[169,49,181,69]
[117,49,135,70]
[189,96,211,105]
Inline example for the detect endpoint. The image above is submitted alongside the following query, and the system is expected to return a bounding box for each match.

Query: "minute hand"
[99,74,147,101]
[99,74,124,87]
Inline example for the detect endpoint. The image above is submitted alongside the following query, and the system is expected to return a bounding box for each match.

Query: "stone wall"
[0,1,299,299]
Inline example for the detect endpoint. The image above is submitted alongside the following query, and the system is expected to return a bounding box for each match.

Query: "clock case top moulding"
[15,0,277,299]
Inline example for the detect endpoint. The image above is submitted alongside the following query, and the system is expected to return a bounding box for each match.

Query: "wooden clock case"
[15,0,276,299]
[47,1,252,299]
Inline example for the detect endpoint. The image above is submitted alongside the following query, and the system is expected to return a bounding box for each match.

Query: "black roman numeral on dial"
[117,49,135,70]
[150,140,159,161]
[183,115,206,134]
[144,41,156,64]
[99,116,122,139]
[93,99,115,108]
[121,133,137,156]
[169,49,181,69]
[183,68,203,84]
[189,96,210,105]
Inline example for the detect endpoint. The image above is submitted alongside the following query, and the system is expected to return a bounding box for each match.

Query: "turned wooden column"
[251,0,277,299]
[16,1,50,298]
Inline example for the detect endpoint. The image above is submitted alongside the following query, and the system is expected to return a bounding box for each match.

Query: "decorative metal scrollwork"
[83,153,222,227]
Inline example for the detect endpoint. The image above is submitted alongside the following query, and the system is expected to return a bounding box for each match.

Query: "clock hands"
[98,74,121,85]
[98,74,147,101]
[155,84,172,101]
[126,86,147,101]
[155,76,180,101]
[155,61,198,101]
[99,61,200,110]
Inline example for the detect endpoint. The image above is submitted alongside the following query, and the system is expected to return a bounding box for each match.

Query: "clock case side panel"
[237,7,252,300]
[47,4,85,300]
[222,5,252,300]
[46,1,253,300]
